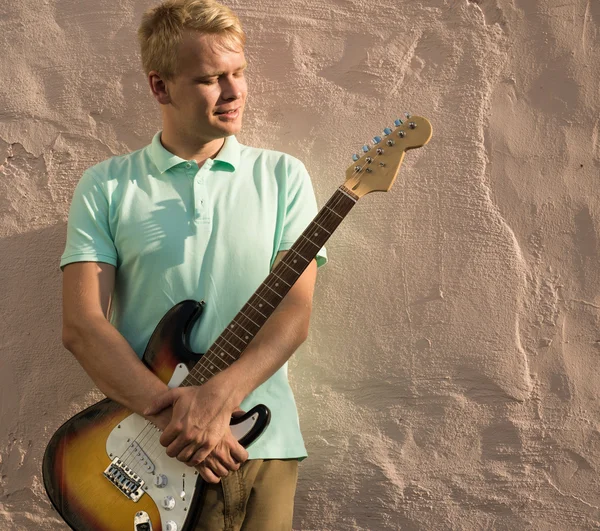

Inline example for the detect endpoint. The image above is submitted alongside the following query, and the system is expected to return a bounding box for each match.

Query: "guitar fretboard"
[181,185,359,387]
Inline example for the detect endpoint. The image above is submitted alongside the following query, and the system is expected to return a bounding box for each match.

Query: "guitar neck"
[181,185,359,387]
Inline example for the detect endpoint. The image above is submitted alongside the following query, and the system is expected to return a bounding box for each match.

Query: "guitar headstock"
[344,114,432,198]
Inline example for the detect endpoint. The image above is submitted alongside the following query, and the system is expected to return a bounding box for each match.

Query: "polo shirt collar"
[213,134,240,171]
[149,131,240,174]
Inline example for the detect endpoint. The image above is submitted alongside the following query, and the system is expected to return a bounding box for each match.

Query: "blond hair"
[138,0,246,79]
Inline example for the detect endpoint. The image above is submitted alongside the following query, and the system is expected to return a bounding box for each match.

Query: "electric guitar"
[43,115,432,531]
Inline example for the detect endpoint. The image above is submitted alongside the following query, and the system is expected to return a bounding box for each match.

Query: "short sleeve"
[279,161,327,268]
[60,169,118,270]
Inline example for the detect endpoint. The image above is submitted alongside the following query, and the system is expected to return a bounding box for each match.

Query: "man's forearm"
[63,316,168,415]
[222,298,312,407]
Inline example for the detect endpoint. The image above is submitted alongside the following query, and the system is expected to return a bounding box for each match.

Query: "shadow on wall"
[0,222,100,528]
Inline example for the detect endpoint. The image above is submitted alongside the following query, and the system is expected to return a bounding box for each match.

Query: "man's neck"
[160,126,226,166]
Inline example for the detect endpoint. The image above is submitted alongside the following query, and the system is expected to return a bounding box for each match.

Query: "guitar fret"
[319,209,344,227]
[271,271,291,287]
[185,373,202,386]
[199,358,220,373]
[218,335,241,353]
[214,348,236,362]
[280,260,300,275]
[225,326,249,344]
[247,302,267,319]
[312,220,331,234]
[195,364,216,378]
[254,291,276,308]
[204,358,227,374]
[325,205,344,219]
[300,234,320,248]
[240,309,261,328]
[288,248,310,263]
[263,282,283,297]
[231,318,255,338]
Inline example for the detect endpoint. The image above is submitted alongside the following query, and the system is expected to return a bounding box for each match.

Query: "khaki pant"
[194,459,299,531]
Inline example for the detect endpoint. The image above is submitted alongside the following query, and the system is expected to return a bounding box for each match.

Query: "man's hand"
[195,429,248,483]
[143,378,247,475]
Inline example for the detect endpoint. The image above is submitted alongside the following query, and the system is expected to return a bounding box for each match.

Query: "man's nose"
[221,76,243,100]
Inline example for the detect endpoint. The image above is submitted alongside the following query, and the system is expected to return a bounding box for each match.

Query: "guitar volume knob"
[154,474,168,488]
[166,522,178,531]
[162,496,176,510]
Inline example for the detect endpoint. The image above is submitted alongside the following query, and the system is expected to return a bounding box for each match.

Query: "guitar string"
[118,146,388,477]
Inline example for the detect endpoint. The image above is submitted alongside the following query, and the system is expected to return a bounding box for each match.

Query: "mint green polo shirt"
[60,131,327,460]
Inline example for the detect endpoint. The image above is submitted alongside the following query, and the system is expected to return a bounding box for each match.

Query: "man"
[60,0,327,529]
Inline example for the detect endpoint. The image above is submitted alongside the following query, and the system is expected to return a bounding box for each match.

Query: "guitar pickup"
[103,458,145,502]
[129,441,155,474]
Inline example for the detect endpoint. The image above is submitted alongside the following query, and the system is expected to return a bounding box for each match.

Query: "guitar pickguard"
[106,413,192,530]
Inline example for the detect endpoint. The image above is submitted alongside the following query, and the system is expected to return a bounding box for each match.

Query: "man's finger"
[229,441,249,464]
[197,463,221,484]
[176,443,198,463]
[166,434,199,459]
[211,444,239,471]
[190,447,207,467]
[206,455,229,478]
[158,418,184,449]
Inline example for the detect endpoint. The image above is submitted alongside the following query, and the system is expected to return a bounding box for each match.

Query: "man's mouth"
[215,108,239,115]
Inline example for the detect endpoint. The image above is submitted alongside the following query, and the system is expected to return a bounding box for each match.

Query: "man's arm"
[223,251,317,400]
[147,251,318,479]
[61,261,172,428]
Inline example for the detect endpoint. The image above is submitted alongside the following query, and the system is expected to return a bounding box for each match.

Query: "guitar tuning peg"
[362,145,370,153]
[405,112,412,118]
[394,119,404,127]
[383,128,393,136]
[372,136,382,144]
[352,154,360,161]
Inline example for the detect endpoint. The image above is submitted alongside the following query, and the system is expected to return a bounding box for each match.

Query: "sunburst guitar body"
[43,300,271,531]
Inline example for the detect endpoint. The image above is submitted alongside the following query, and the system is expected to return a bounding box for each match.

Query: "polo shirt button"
[185,162,192,168]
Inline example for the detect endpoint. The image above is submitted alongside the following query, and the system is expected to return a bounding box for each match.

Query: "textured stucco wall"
[1,0,600,529]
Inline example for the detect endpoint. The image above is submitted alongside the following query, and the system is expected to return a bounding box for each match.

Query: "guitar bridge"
[103,457,145,502]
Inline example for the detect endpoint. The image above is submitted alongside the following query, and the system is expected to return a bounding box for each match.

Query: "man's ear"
[148,71,171,105]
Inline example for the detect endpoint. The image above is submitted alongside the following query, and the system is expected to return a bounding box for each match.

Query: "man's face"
[163,31,247,142]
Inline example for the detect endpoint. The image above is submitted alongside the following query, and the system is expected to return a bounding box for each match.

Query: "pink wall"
[1,0,600,528]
